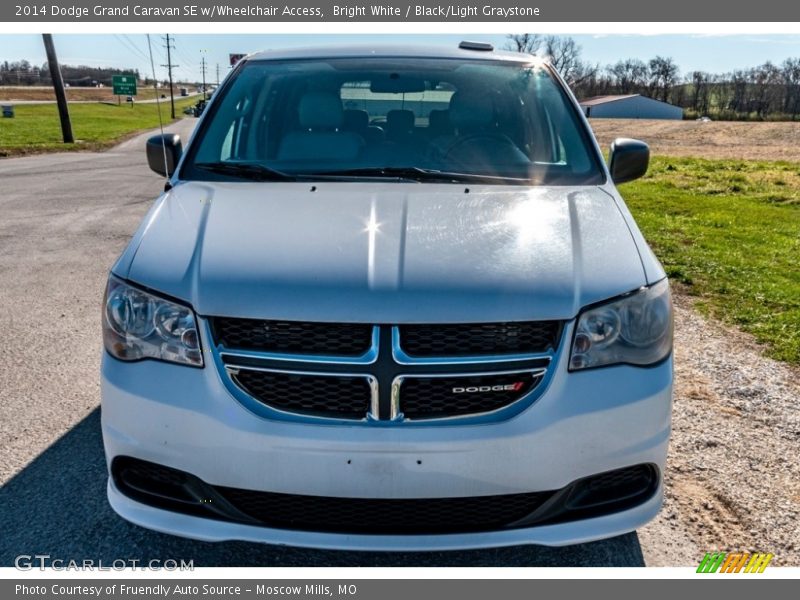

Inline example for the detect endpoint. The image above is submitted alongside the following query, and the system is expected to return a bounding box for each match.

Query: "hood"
[119,181,646,323]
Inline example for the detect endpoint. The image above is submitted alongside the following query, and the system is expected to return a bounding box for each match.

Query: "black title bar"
[4,1,799,22]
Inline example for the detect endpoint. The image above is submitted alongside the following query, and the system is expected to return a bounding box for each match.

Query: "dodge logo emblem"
[452,382,525,394]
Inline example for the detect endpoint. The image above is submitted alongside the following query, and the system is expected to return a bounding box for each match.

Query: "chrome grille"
[212,320,561,423]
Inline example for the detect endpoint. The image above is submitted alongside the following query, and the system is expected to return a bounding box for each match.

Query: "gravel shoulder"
[591,118,800,564]
[639,293,800,566]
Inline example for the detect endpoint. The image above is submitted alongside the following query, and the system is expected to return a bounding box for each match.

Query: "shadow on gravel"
[0,409,645,567]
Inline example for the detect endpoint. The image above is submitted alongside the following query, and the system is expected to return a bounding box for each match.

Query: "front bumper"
[107,476,664,550]
[101,340,672,549]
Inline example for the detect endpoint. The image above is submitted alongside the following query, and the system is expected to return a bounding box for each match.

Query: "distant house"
[580,94,683,120]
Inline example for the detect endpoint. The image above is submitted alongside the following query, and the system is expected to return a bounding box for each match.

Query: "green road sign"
[112,75,137,96]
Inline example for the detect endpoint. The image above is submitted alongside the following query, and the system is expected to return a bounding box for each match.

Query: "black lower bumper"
[111,456,659,536]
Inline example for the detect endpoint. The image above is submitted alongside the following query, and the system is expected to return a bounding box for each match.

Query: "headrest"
[448,92,494,130]
[342,109,369,132]
[298,92,343,129]
[386,109,415,132]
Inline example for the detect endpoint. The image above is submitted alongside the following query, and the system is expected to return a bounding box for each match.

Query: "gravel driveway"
[638,294,800,565]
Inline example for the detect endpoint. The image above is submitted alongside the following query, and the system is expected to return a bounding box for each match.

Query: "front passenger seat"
[278,92,364,162]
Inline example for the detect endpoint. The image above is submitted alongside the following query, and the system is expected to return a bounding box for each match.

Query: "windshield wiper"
[194,163,530,184]
[307,166,529,184]
[194,162,297,182]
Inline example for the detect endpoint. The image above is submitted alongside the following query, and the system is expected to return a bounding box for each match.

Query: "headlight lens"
[103,276,203,367]
[569,279,672,370]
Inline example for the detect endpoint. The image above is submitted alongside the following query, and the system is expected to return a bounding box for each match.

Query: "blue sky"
[3,33,800,83]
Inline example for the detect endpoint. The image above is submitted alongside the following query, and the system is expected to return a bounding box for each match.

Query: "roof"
[579,94,640,107]
[579,94,681,108]
[246,44,539,64]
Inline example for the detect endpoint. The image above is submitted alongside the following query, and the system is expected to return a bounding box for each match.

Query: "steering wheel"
[441,132,515,162]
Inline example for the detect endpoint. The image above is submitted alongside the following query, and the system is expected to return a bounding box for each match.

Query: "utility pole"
[216,63,220,87]
[41,34,74,144]
[200,54,207,101]
[161,34,178,119]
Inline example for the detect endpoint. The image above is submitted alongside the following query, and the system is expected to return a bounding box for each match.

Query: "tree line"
[5,41,800,120]
[0,60,174,87]
[507,34,800,120]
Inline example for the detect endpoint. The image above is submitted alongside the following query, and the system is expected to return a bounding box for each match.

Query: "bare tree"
[782,58,800,119]
[542,36,590,85]
[729,69,748,114]
[689,71,712,115]
[505,33,543,54]
[648,56,679,102]
[608,59,649,94]
[506,34,596,87]
[750,62,783,118]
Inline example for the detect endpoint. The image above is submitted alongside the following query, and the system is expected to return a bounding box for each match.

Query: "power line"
[170,36,204,83]
[171,39,197,68]
[110,34,153,79]
[175,61,197,83]
[113,34,147,63]
[176,52,196,72]
[173,67,195,84]
[122,34,151,62]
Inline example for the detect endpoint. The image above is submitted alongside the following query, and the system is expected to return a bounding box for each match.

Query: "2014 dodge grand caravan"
[101,43,673,550]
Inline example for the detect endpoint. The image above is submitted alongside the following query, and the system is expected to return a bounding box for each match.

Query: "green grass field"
[621,156,800,363]
[0,97,196,156]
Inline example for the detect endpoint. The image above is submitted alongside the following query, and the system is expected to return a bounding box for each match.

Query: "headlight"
[103,276,203,367]
[569,279,672,371]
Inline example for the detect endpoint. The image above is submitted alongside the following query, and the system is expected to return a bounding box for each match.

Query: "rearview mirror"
[608,138,649,184]
[146,133,182,177]
[370,75,426,94]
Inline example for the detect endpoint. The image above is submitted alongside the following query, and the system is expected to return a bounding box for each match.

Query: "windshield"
[182,57,604,185]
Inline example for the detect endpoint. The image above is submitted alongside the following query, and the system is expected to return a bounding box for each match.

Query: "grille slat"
[399,322,561,357]
[233,369,372,419]
[212,317,373,356]
[216,487,553,534]
[399,371,543,419]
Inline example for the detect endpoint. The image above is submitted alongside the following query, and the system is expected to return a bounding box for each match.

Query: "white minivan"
[101,42,673,550]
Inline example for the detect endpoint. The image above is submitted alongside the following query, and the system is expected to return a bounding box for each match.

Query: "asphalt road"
[0,119,645,567]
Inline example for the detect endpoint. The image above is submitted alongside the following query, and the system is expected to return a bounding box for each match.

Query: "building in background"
[580,94,683,119]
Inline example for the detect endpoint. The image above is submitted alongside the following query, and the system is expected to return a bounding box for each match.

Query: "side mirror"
[146,133,182,177]
[609,138,649,184]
